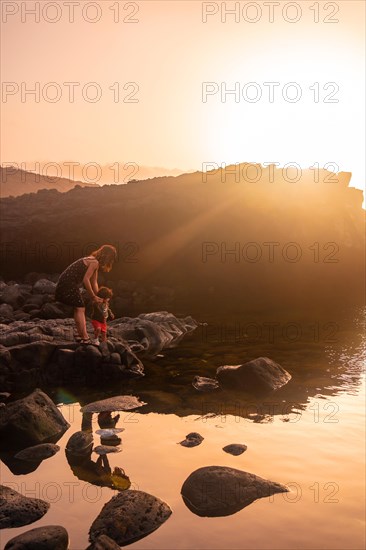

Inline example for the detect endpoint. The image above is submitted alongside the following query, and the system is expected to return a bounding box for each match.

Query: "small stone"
[4,525,68,549]
[222,444,247,456]
[178,432,204,447]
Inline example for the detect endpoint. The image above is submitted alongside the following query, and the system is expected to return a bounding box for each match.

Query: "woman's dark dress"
[55,257,90,307]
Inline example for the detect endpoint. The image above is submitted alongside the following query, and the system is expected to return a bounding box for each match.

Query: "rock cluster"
[0,300,198,391]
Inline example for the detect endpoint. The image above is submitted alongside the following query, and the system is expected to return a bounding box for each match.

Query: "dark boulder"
[0,304,14,320]
[4,525,68,549]
[216,357,291,393]
[0,388,70,449]
[89,490,172,546]
[0,285,25,308]
[222,444,247,456]
[0,485,49,528]
[181,465,288,517]
[33,279,56,295]
[39,302,67,320]
[178,432,204,447]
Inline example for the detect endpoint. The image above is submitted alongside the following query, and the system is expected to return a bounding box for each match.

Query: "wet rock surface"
[222,444,247,456]
[178,432,204,447]
[81,395,146,414]
[4,525,69,549]
[216,357,292,393]
[0,485,50,528]
[0,389,70,449]
[14,443,60,462]
[89,490,172,546]
[0,301,197,391]
[192,376,219,392]
[181,465,289,517]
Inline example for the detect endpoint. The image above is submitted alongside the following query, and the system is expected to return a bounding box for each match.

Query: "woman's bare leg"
[74,307,88,339]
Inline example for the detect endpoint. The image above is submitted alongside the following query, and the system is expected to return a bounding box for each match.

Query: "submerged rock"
[89,490,172,546]
[192,376,219,392]
[0,389,70,449]
[178,432,204,447]
[4,525,68,549]
[14,443,60,462]
[181,466,288,517]
[0,485,49,528]
[216,357,291,393]
[222,444,247,456]
[81,395,146,414]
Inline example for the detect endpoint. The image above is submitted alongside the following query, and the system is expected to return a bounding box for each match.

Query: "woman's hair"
[97,286,113,299]
[90,245,117,272]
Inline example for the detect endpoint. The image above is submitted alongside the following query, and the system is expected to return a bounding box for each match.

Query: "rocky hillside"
[0,166,98,198]
[0,163,364,311]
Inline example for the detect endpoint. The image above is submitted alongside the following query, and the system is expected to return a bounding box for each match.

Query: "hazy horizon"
[1,1,365,196]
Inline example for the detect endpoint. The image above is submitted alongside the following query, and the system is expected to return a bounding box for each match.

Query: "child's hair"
[91,245,117,272]
[97,286,113,299]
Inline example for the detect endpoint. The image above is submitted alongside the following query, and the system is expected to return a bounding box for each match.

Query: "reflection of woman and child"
[55,244,116,345]
[66,411,131,491]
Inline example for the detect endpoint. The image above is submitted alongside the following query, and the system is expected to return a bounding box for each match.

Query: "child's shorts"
[92,320,107,333]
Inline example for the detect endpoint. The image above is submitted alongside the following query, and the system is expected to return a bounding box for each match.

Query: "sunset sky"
[1,0,365,192]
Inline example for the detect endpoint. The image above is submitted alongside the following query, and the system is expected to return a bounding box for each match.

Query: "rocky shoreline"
[0,274,198,392]
[0,388,289,548]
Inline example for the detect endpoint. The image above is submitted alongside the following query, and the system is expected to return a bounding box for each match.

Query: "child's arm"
[108,307,115,320]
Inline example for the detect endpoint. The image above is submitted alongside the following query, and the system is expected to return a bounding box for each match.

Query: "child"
[91,286,115,345]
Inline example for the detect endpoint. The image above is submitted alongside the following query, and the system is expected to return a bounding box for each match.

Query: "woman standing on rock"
[55,245,117,344]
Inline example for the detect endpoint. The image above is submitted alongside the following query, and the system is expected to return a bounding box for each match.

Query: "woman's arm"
[90,268,99,295]
[83,260,102,302]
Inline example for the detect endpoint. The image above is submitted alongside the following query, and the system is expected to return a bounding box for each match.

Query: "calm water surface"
[1,306,365,550]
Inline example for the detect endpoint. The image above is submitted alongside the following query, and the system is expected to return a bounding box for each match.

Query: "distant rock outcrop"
[0,164,364,311]
[0,165,98,198]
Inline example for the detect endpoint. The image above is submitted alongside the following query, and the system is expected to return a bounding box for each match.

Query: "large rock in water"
[181,466,288,517]
[80,395,146,414]
[4,525,68,549]
[0,389,70,449]
[216,357,291,393]
[0,485,49,528]
[89,490,172,546]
